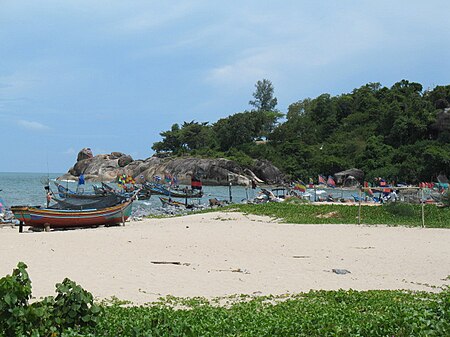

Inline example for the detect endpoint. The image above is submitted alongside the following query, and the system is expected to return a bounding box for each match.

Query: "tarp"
[334,168,364,184]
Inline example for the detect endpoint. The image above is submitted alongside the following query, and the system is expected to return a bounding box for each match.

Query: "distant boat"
[159,197,186,208]
[143,182,203,198]
[159,197,200,209]
[11,198,134,229]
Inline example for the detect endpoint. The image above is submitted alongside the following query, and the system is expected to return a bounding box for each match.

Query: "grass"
[86,289,450,336]
[205,202,450,228]
[146,202,450,227]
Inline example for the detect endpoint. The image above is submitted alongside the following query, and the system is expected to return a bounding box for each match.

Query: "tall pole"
[421,188,425,228]
[358,188,362,225]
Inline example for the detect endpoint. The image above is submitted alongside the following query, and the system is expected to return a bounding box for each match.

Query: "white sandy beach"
[1,212,449,304]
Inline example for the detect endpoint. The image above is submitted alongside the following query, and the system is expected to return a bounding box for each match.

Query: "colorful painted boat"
[11,199,133,229]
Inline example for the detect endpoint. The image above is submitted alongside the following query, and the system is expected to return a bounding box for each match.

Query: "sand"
[1,212,449,304]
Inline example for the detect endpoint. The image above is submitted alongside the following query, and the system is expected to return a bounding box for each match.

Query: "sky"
[1,0,450,173]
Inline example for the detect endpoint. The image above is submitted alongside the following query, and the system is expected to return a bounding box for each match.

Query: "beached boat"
[143,182,203,198]
[159,197,186,208]
[11,199,133,229]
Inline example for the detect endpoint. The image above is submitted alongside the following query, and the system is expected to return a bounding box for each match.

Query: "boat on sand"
[11,198,133,230]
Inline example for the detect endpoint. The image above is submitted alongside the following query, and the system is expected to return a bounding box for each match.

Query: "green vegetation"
[152,79,450,183]
[0,262,100,336]
[230,202,450,228]
[147,202,450,227]
[1,263,449,336]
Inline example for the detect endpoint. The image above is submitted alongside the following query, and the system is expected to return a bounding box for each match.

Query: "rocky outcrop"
[77,148,93,161]
[58,149,284,186]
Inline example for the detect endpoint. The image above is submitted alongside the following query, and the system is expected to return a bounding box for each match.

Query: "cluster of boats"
[8,180,204,230]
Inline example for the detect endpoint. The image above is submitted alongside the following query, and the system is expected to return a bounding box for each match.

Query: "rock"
[77,148,93,161]
[251,159,284,184]
[118,155,133,167]
[60,149,284,186]
[110,152,126,159]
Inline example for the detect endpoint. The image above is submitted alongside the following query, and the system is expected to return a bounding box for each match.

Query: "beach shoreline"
[1,212,449,304]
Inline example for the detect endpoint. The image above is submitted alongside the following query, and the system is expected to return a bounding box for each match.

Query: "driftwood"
[151,261,190,266]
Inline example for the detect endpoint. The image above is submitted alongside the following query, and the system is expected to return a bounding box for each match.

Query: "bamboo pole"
[421,188,425,228]
[358,188,362,225]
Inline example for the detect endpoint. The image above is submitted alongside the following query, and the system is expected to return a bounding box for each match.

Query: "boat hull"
[144,183,203,198]
[11,200,133,228]
[159,197,186,207]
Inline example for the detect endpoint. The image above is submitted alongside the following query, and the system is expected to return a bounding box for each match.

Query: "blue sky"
[1,0,449,172]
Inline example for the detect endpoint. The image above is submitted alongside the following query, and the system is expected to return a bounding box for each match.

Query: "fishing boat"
[51,182,128,209]
[159,197,186,208]
[143,182,203,198]
[94,182,151,200]
[11,198,134,229]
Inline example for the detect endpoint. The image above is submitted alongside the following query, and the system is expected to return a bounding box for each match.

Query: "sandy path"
[1,212,449,304]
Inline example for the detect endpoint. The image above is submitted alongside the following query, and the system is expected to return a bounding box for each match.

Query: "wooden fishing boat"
[11,199,133,229]
[144,182,203,198]
[93,182,151,200]
[159,197,186,208]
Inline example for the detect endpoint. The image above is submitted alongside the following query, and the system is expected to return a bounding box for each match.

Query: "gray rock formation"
[59,149,284,186]
[76,148,93,161]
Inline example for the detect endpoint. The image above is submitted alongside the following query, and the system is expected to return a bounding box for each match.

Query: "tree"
[249,79,278,112]
[213,112,256,150]
[152,123,182,153]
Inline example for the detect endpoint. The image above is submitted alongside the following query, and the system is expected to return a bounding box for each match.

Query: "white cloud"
[116,2,202,33]
[17,120,50,131]
[63,147,76,155]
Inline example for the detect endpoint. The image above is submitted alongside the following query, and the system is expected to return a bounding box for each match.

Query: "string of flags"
[118,174,135,186]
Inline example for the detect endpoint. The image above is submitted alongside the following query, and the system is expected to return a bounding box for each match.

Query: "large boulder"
[77,148,93,161]
[118,155,133,167]
[59,150,284,186]
[251,160,284,185]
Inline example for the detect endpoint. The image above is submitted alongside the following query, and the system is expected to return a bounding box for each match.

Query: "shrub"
[0,262,100,336]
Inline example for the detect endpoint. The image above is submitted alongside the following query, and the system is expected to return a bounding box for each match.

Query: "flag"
[293,181,306,192]
[78,174,85,186]
[191,176,202,190]
[318,175,326,185]
[327,176,336,188]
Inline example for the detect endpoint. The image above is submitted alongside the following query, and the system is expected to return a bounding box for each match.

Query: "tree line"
[152,79,450,183]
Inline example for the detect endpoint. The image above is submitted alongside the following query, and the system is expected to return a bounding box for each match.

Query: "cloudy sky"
[1,0,449,172]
